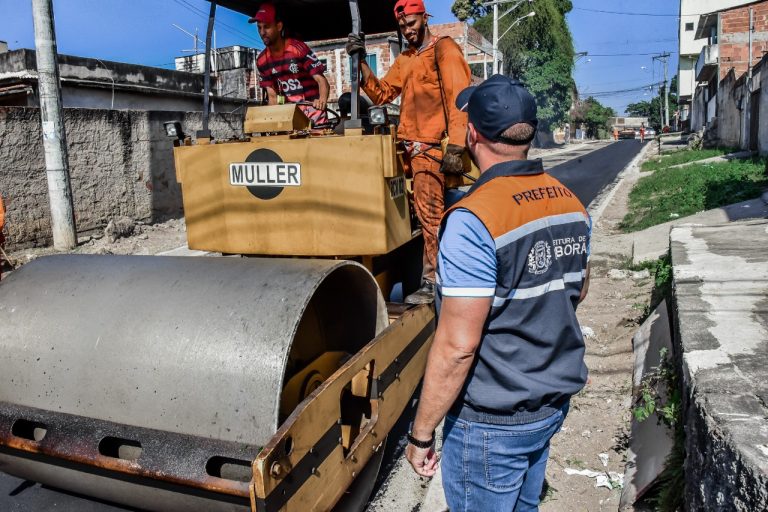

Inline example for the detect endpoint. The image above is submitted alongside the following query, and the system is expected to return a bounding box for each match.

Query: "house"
[0,48,246,112]
[307,22,500,106]
[678,0,755,129]
[688,0,768,150]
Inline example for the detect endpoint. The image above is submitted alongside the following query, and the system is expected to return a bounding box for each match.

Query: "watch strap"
[407,431,434,449]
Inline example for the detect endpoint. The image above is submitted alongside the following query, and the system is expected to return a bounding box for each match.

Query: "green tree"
[453,0,576,134]
[625,76,678,130]
[571,97,615,138]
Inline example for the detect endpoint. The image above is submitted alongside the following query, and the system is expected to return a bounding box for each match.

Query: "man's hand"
[440,144,465,175]
[405,443,439,477]
[312,98,327,112]
[346,32,366,57]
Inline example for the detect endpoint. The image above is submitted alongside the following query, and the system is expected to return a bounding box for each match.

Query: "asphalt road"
[544,139,646,207]
[0,139,646,512]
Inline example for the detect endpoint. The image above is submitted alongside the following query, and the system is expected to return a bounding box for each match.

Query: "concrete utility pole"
[32,0,77,250]
[653,52,671,128]
[485,0,533,75]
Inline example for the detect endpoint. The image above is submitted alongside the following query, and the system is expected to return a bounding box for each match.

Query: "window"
[685,22,694,31]
[349,54,377,81]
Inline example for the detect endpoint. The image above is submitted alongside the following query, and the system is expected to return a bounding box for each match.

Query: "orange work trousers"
[410,147,444,284]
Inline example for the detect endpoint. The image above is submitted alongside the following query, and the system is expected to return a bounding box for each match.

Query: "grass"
[641,147,738,172]
[620,157,767,233]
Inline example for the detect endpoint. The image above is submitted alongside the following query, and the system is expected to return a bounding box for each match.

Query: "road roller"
[0,1,436,510]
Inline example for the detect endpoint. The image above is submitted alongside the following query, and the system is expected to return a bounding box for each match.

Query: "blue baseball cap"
[456,75,538,143]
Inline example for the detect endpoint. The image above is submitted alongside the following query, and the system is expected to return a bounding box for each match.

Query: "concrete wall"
[761,57,768,155]
[0,107,244,249]
[716,70,742,147]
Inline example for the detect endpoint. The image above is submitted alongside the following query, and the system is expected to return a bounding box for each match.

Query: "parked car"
[643,127,657,138]
[619,128,637,139]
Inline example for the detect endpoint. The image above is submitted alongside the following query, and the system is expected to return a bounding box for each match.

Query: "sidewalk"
[671,220,768,510]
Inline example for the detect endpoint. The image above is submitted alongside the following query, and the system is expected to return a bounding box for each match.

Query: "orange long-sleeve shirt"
[362,36,471,146]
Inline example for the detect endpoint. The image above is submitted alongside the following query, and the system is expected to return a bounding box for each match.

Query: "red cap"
[248,2,277,24]
[393,0,426,19]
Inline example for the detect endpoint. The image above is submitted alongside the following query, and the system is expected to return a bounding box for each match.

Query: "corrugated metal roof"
[208,0,399,42]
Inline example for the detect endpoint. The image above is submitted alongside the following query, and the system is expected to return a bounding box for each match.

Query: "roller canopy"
[210,0,399,41]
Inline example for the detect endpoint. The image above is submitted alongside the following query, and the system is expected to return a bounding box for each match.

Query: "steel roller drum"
[0,254,388,510]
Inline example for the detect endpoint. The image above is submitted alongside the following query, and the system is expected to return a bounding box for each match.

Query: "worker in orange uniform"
[346,0,471,304]
[640,122,646,143]
[613,126,619,141]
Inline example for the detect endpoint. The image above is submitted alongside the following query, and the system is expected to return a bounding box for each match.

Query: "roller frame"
[251,305,434,512]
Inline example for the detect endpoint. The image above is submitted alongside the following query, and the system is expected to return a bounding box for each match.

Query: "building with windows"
[678,0,754,127]
[307,22,499,106]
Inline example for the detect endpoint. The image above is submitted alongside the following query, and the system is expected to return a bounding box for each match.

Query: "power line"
[573,7,679,17]
[579,51,675,57]
[585,81,665,97]
[171,0,263,47]
[574,7,722,17]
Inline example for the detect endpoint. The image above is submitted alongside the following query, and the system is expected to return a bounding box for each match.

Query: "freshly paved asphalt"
[543,139,645,207]
[0,140,646,512]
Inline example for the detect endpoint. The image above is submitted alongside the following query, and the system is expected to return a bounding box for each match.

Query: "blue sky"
[1,0,679,115]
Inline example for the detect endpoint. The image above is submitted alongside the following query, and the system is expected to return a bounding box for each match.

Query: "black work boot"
[404,281,435,305]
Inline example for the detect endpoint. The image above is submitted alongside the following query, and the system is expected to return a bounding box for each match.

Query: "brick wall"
[719,1,768,81]
[310,34,398,103]
[305,22,495,103]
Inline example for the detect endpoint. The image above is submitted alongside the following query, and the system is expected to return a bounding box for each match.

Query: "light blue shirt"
[437,209,497,298]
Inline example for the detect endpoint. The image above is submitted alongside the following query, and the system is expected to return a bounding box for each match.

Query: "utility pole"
[484,0,533,75]
[492,2,499,74]
[31,0,77,250]
[653,52,671,128]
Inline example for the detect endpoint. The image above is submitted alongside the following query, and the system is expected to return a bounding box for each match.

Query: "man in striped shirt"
[250,3,330,127]
[405,75,591,511]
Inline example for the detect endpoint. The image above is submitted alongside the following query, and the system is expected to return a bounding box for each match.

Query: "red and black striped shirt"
[257,38,328,125]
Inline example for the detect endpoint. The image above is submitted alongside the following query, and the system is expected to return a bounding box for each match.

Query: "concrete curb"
[588,142,655,225]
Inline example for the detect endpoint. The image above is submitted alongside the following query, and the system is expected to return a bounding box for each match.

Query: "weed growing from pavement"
[631,251,684,512]
[620,157,768,232]
[640,147,737,172]
[622,254,672,323]
[633,347,685,511]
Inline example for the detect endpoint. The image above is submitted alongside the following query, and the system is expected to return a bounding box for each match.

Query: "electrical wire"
[578,51,675,57]
[584,82,665,98]
[573,7,678,17]
[170,0,264,47]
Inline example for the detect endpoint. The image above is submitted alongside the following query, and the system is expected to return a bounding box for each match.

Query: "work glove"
[346,32,367,57]
[440,144,466,175]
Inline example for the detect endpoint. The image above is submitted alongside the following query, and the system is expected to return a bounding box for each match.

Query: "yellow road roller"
[0,1,435,510]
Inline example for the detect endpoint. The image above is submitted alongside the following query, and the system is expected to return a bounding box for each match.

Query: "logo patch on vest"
[527,241,552,275]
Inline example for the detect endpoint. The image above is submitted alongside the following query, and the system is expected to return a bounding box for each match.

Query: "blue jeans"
[441,402,569,512]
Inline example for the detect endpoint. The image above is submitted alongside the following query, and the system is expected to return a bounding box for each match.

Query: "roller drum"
[0,254,387,510]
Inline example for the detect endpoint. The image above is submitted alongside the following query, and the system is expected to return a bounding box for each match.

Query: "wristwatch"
[406,431,435,449]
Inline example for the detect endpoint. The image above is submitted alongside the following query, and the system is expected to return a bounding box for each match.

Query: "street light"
[92,57,115,110]
[483,0,534,75]
[499,11,536,42]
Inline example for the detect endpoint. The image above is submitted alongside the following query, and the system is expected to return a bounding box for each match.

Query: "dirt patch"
[2,217,188,279]
[541,158,655,511]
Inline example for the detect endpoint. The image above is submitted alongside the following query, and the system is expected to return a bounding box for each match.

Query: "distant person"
[403,76,591,511]
[346,0,471,304]
[250,3,331,127]
[640,122,646,143]
[613,126,619,141]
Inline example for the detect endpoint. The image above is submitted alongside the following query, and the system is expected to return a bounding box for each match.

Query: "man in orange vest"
[346,0,471,304]
[405,76,591,510]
